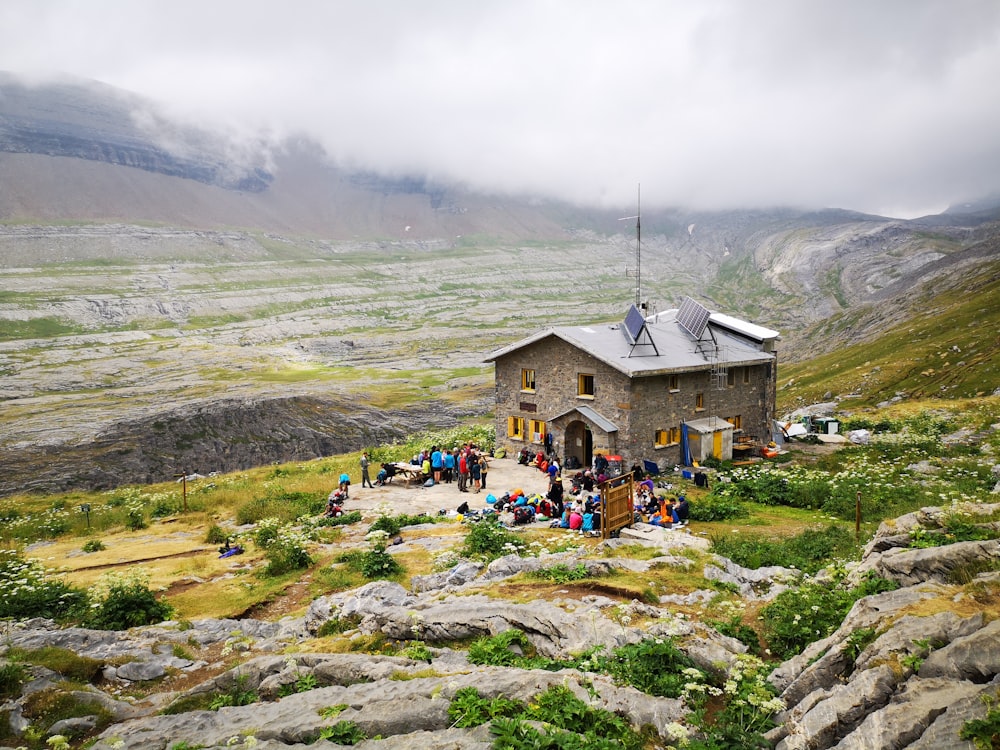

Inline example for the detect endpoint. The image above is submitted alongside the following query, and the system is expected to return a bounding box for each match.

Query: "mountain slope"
[1,73,999,493]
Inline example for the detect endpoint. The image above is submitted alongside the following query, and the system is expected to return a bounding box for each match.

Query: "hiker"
[338,473,351,498]
[478,454,490,489]
[593,452,608,476]
[360,452,374,488]
[457,451,469,492]
[470,452,483,493]
[547,478,565,516]
[675,495,690,525]
[443,449,456,483]
[431,446,443,483]
[324,491,345,517]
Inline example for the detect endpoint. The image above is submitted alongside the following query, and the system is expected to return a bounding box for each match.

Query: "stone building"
[486,300,780,471]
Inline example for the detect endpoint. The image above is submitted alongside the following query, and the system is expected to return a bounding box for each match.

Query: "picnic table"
[392,462,426,487]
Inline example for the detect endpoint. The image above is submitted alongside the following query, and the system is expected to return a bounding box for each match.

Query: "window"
[578,373,595,398]
[667,374,679,391]
[743,366,750,385]
[521,368,536,392]
[727,415,742,430]
[727,368,736,387]
[529,419,546,444]
[654,427,681,448]
[695,392,704,410]
[507,416,525,440]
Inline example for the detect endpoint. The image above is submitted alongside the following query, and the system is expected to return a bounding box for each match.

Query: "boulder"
[777,664,898,750]
[919,618,1000,681]
[831,677,984,749]
[850,539,1000,586]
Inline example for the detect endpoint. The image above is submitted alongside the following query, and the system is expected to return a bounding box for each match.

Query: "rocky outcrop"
[768,505,1000,749]
[4,506,1000,749]
[0,394,486,497]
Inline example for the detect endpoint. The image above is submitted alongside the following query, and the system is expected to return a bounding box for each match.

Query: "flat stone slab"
[619,523,711,551]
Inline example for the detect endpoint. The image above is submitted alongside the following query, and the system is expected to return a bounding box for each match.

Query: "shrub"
[208,674,258,710]
[317,721,367,745]
[83,569,173,630]
[468,629,536,667]
[358,531,402,579]
[760,572,897,660]
[7,646,103,683]
[0,550,87,621]
[526,563,590,583]
[315,510,362,527]
[959,691,1000,750]
[460,517,526,562]
[257,523,314,577]
[0,661,27,699]
[448,686,523,728]
[688,493,749,522]
[125,502,147,531]
[597,638,704,698]
[710,524,859,575]
[205,525,229,544]
[81,538,106,553]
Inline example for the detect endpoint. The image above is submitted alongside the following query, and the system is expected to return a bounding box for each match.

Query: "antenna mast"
[619,183,642,309]
[634,184,641,308]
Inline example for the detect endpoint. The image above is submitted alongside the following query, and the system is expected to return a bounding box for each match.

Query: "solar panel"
[622,304,645,344]
[677,296,711,339]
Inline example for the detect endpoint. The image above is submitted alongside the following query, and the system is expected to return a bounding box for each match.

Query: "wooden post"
[175,472,189,512]
[855,491,862,540]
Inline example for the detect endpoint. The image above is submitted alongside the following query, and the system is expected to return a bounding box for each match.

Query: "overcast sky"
[2,1,1000,218]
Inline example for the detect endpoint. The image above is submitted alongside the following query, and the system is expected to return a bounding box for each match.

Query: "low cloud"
[2,0,999,217]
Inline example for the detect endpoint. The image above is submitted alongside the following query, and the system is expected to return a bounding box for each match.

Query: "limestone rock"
[919,618,1000,681]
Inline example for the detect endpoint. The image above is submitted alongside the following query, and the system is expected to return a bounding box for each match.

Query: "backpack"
[513,506,534,525]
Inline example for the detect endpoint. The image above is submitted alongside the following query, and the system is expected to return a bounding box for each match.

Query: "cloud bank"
[2,0,999,218]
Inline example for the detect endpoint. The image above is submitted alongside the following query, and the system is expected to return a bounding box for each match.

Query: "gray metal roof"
[486,308,777,378]
[549,405,619,433]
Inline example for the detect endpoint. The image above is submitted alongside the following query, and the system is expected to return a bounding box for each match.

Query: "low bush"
[760,571,897,660]
[468,629,536,667]
[526,562,591,583]
[599,638,704,699]
[0,550,87,621]
[688,493,749,522]
[460,517,526,561]
[317,721,367,745]
[236,489,325,525]
[315,510,363,527]
[336,531,403,580]
[710,524,858,574]
[0,661,27,700]
[83,570,173,630]
[8,646,103,683]
[205,524,229,544]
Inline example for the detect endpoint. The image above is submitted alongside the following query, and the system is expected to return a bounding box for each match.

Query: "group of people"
[350,442,694,534]
[404,444,491,492]
[637,492,689,528]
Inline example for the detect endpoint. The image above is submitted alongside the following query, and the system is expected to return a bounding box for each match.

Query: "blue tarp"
[681,422,692,467]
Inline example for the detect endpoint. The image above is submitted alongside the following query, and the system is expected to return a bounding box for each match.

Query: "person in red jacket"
[457,452,469,492]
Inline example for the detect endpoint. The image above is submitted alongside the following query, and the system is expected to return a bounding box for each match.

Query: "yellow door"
[713,431,723,458]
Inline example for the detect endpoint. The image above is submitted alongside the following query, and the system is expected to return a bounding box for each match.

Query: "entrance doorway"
[564,420,593,470]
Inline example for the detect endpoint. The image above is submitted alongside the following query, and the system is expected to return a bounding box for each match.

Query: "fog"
[2,0,1000,218]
